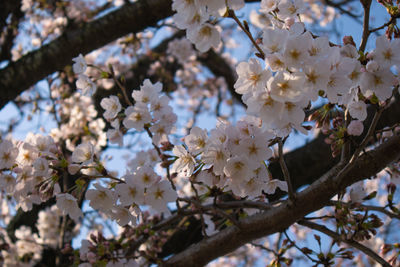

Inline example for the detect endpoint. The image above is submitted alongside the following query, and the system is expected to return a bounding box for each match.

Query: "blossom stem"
[359,0,372,52]
[108,64,133,106]
[227,9,265,59]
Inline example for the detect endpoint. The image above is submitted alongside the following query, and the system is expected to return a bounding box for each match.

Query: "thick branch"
[0,0,174,110]
[0,0,21,30]
[163,133,400,266]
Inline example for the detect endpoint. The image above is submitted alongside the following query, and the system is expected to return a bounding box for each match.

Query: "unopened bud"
[285,17,295,28]
[387,182,396,195]
[343,36,356,46]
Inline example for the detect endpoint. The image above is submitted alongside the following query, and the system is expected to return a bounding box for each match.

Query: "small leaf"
[363,191,377,200]
[101,71,109,78]
[243,20,250,32]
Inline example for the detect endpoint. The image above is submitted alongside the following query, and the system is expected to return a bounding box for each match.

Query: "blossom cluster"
[73,54,97,96]
[172,0,246,52]
[69,61,180,225]
[172,118,287,198]
[234,22,399,138]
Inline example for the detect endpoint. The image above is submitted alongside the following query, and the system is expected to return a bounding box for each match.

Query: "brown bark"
[0,0,174,109]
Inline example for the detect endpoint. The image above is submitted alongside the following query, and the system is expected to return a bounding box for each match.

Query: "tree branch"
[0,0,174,110]
[163,133,400,266]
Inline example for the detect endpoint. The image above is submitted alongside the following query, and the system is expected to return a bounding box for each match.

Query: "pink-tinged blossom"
[349,181,366,203]
[149,121,170,146]
[262,28,289,55]
[115,175,145,206]
[269,71,305,103]
[0,174,16,193]
[264,179,288,195]
[171,145,196,177]
[72,142,95,165]
[33,158,50,177]
[373,35,400,68]
[340,44,359,59]
[123,103,151,131]
[278,0,305,19]
[146,180,177,214]
[85,183,116,212]
[347,120,364,136]
[230,176,266,198]
[111,206,137,226]
[76,74,97,96]
[135,166,160,188]
[171,0,197,13]
[17,142,38,166]
[202,142,229,176]
[196,169,226,188]
[276,102,305,128]
[100,95,121,121]
[266,53,286,72]
[234,136,272,163]
[303,60,330,101]
[260,0,278,13]
[173,5,208,30]
[72,54,87,74]
[234,58,271,99]
[132,79,162,105]
[106,119,123,147]
[307,34,331,61]
[151,95,171,119]
[246,91,283,129]
[360,69,396,101]
[348,101,367,121]
[56,193,83,223]
[202,0,245,15]
[283,33,311,68]
[184,127,208,154]
[0,139,18,169]
[366,60,379,73]
[187,23,221,52]
[224,155,251,184]
[28,133,57,157]
[167,38,196,64]
[325,72,352,104]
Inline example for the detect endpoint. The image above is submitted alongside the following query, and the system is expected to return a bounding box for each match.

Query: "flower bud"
[343,36,356,46]
[347,120,364,136]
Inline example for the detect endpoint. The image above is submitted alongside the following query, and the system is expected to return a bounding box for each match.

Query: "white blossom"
[56,193,83,222]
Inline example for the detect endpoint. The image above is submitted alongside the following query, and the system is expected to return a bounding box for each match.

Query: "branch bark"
[0,0,174,110]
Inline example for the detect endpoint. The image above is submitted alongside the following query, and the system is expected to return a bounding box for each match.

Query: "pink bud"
[285,18,295,28]
[347,120,364,136]
[87,252,96,263]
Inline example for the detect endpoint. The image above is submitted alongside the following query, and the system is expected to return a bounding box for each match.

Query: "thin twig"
[298,220,391,267]
[350,107,383,163]
[329,200,400,220]
[108,65,133,106]
[227,9,265,59]
[369,13,400,34]
[335,107,384,180]
[283,231,319,263]
[278,139,295,203]
[359,0,372,52]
